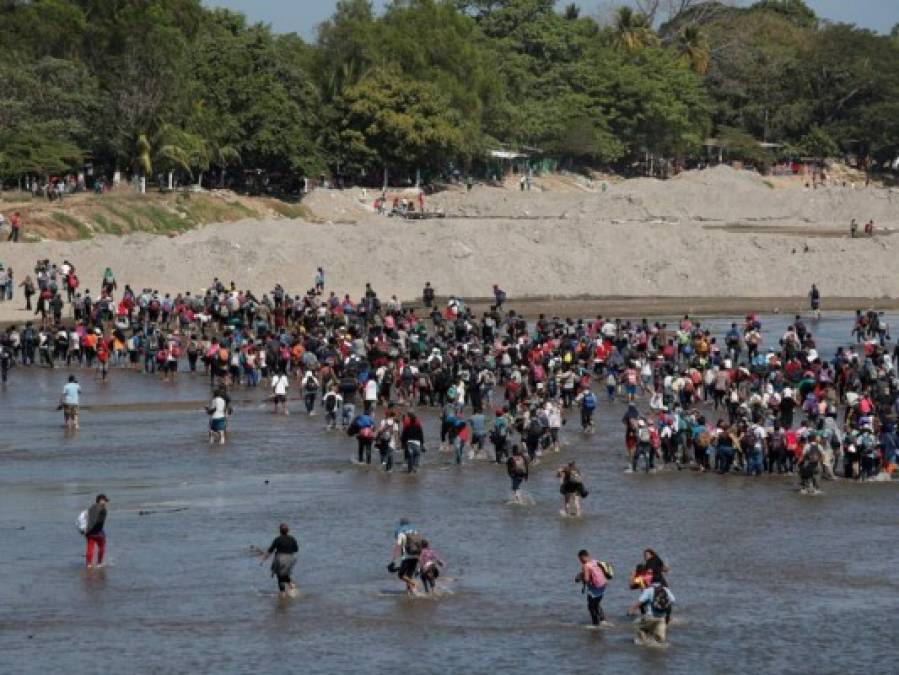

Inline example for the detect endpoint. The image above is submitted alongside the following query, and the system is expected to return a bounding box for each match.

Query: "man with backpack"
[490,409,511,463]
[632,419,655,473]
[506,445,529,502]
[576,388,597,432]
[322,385,342,430]
[390,518,423,596]
[628,581,675,646]
[799,436,823,493]
[337,371,358,428]
[375,411,400,472]
[301,370,319,415]
[575,549,613,627]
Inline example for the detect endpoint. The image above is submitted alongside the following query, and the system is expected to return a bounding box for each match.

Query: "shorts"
[398,557,418,579]
[274,394,286,404]
[210,417,226,432]
[63,405,78,420]
[626,385,637,396]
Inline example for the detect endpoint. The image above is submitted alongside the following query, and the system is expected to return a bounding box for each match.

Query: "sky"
[206,1,899,39]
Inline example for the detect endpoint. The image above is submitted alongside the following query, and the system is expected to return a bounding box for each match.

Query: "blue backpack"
[583,392,597,411]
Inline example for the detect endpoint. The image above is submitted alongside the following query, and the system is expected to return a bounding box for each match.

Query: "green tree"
[339,66,466,176]
[0,124,83,186]
[796,125,839,159]
[718,126,773,166]
[674,25,710,75]
[613,7,656,50]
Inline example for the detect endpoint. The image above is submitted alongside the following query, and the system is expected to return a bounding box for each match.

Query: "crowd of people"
[0,257,890,497]
[24,257,891,651]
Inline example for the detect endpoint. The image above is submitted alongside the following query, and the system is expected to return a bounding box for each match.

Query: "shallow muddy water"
[0,313,895,674]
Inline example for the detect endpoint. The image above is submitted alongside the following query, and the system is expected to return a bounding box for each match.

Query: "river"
[0,313,895,674]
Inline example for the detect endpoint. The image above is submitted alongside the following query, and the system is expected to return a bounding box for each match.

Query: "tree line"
[1,0,897,190]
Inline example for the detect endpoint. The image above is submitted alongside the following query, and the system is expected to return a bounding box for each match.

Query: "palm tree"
[205,140,241,189]
[155,124,199,190]
[675,25,710,75]
[614,7,656,50]
[135,133,153,193]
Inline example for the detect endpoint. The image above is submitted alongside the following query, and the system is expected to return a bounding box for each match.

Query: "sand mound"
[0,167,895,320]
[421,166,898,227]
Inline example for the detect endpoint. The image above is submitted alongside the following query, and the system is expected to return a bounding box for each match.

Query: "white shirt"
[271,374,289,395]
[209,396,227,419]
[364,379,378,401]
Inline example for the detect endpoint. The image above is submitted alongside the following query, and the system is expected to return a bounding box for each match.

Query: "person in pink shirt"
[575,549,610,627]
[418,540,445,593]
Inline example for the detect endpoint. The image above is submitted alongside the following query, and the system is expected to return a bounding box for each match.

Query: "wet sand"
[7,295,898,329]
[451,296,899,319]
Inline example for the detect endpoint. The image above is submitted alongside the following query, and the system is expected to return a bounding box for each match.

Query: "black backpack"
[651,586,671,613]
[404,530,423,556]
[339,376,357,395]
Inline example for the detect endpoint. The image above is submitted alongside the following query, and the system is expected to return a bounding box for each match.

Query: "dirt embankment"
[0,189,311,241]
[0,166,897,325]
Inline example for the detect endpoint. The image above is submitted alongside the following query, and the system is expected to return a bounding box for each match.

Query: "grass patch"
[0,191,33,204]
[102,204,138,230]
[52,212,92,239]
[271,201,311,219]
[94,214,123,235]
[228,201,257,218]
[179,196,257,224]
[136,204,190,233]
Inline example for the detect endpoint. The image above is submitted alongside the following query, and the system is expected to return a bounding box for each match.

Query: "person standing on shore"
[492,284,506,310]
[20,274,35,310]
[809,284,821,319]
[81,494,109,568]
[6,211,20,242]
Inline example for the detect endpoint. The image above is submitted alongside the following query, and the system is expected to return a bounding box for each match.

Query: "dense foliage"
[0,0,897,187]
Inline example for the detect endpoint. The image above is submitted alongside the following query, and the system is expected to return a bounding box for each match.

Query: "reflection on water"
[0,314,895,674]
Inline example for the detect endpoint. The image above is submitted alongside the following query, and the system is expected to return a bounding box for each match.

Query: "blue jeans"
[453,437,465,464]
[632,443,654,472]
[717,448,734,473]
[341,404,355,427]
[405,440,421,472]
[747,452,764,476]
[379,445,394,471]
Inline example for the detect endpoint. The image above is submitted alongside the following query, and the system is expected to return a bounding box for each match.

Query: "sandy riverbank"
[0,166,895,324]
